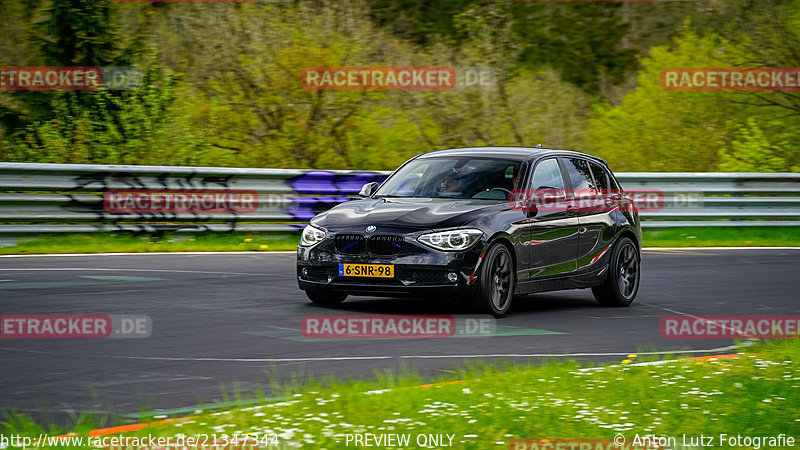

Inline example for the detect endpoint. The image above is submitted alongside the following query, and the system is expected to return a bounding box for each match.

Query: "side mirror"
[359,182,378,198]
[523,203,538,218]
[511,190,538,218]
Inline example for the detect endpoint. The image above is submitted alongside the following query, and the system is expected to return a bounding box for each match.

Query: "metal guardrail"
[0,163,798,237]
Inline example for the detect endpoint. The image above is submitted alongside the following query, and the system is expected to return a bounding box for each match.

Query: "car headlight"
[300,225,326,247]
[417,229,483,251]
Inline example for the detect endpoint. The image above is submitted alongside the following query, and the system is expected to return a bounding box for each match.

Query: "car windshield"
[374,157,522,200]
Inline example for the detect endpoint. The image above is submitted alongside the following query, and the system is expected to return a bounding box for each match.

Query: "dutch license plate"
[339,263,394,278]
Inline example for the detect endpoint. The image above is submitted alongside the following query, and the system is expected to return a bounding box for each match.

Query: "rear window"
[561,158,594,196]
[589,162,610,194]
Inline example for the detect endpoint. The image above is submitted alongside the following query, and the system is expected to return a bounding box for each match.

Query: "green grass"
[4,340,799,449]
[642,226,800,247]
[0,226,797,255]
[0,233,301,254]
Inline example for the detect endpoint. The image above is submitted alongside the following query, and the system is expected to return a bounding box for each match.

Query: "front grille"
[334,234,365,254]
[368,235,404,255]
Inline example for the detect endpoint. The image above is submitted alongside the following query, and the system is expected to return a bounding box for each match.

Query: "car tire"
[472,243,516,317]
[592,236,640,307]
[305,290,348,305]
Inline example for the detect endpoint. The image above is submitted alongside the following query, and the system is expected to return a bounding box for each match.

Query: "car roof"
[417,147,608,166]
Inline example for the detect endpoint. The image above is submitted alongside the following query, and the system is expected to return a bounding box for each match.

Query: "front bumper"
[296,237,482,298]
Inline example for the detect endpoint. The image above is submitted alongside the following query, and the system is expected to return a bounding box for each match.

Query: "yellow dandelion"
[244,238,253,243]
[621,359,632,364]
[259,244,269,250]
[628,354,638,358]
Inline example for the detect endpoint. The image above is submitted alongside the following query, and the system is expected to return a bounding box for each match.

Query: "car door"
[560,157,617,272]
[581,161,627,271]
[518,157,580,282]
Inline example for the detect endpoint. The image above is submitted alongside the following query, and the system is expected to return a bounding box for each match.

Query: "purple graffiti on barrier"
[288,171,387,195]
[286,171,388,221]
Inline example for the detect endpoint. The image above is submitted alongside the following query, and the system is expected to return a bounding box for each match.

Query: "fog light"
[302,268,308,277]
[447,272,458,283]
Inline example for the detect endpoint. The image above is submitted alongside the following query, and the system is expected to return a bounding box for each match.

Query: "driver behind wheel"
[439,174,466,196]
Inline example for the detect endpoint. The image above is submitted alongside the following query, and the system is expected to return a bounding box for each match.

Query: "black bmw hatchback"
[297,147,641,316]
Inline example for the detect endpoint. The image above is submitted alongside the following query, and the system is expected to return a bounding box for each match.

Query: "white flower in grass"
[462,388,472,394]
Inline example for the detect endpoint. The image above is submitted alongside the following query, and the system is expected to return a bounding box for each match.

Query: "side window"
[529,158,566,193]
[588,162,610,195]
[561,158,595,196]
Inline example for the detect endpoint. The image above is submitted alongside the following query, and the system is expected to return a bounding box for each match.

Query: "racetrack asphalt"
[1,248,799,423]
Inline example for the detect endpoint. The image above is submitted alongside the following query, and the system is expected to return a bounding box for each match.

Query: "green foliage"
[0,0,213,165]
[512,2,640,95]
[588,21,800,172]
[718,119,799,172]
[588,28,728,171]
[1,0,799,172]
[2,61,212,165]
[31,0,121,67]
[368,0,472,44]
[370,0,642,96]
